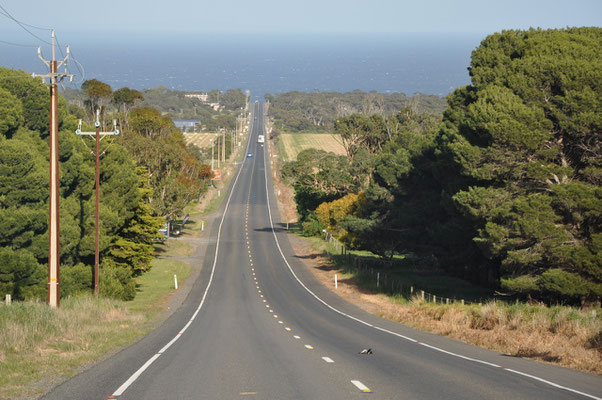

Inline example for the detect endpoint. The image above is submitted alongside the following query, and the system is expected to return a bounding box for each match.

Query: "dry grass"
[0,296,146,399]
[383,299,602,374]
[0,257,192,400]
[183,132,219,148]
[279,133,346,161]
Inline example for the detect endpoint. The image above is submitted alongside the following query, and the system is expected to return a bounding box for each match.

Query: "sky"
[0,0,601,40]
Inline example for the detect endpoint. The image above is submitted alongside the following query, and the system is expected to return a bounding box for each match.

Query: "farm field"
[279,133,346,161]
[184,132,219,148]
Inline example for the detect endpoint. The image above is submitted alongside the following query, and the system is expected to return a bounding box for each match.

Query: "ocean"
[0,32,483,99]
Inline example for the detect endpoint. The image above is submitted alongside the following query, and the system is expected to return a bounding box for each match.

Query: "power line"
[67,48,86,83]
[0,3,52,45]
[0,9,52,30]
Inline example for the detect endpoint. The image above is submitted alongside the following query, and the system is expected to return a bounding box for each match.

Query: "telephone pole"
[76,111,120,297]
[222,129,226,163]
[34,30,73,308]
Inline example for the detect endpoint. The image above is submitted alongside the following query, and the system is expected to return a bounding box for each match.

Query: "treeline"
[0,68,212,301]
[63,86,246,131]
[266,90,447,132]
[282,28,601,305]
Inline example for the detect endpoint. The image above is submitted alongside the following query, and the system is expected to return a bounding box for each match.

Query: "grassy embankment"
[307,233,602,375]
[0,256,190,400]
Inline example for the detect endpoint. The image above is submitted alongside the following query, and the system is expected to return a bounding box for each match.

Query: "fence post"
[377,272,380,288]
[334,274,338,289]
[421,290,425,301]
[433,295,436,303]
[410,286,414,295]
[5,294,11,305]
[446,298,449,305]
[461,299,465,305]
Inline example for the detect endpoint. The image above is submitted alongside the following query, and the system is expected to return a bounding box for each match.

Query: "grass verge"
[383,299,602,374]
[0,254,191,400]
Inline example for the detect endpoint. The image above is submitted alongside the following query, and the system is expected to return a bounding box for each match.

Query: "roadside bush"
[99,262,136,301]
[61,263,92,297]
[301,212,324,237]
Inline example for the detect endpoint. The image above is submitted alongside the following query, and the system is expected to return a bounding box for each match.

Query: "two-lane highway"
[44,102,602,400]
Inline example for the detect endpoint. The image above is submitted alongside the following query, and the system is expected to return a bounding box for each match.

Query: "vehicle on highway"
[257,135,265,143]
[247,153,252,158]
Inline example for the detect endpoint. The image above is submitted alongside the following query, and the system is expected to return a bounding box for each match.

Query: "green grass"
[126,258,191,317]
[154,239,193,257]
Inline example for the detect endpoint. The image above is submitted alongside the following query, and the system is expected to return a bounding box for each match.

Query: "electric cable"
[0,4,52,45]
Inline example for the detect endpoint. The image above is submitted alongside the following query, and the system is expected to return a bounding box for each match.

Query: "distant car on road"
[247,153,253,158]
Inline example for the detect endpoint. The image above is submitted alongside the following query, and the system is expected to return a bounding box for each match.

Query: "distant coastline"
[0,33,482,99]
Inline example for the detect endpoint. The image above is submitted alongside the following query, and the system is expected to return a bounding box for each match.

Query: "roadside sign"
[158,221,169,240]
[212,170,221,180]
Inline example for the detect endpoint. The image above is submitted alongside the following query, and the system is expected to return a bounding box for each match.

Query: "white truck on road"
[257,135,265,144]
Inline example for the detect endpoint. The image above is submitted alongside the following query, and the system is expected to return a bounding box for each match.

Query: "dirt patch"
[267,132,298,224]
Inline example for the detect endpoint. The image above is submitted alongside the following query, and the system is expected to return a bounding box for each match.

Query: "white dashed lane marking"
[351,380,371,393]
[322,357,334,363]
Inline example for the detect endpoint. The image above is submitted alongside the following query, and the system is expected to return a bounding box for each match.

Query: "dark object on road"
[359,348,372,354]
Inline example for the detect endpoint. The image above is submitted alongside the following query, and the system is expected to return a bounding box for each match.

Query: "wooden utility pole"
[222,130,226,163]
[211,137,215,170]
[216,134,220,168]
[35,30,73,308]
[75,112,120,297]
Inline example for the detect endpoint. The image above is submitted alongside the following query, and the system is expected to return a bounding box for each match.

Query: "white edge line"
[261,111,602,400]
[111,105,257,397]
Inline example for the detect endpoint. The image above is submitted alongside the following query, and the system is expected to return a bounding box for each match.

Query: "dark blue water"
[0,32,482,99]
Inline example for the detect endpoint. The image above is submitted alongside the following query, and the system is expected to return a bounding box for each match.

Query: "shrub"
[99,261,136,301]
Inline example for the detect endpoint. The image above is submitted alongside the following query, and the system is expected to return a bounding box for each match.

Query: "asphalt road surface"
[43,102,602,400]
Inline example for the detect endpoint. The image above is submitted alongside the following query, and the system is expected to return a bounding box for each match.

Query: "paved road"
[44,103,602,400]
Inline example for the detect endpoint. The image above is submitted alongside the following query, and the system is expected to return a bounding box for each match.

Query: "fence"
[322,230,482,306]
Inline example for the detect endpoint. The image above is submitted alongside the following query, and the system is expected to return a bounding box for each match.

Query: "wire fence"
[322,230,483,306]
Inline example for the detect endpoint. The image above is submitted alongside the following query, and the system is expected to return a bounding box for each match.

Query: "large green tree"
[441,28,602,302]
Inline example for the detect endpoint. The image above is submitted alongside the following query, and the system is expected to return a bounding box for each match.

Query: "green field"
[279,133,346,161]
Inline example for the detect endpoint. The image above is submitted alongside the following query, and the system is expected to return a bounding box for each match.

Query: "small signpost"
[212,170,221,180]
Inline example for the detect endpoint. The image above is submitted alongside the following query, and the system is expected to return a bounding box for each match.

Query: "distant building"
[184,93,221,111]
[173,119,201,132]
[185,93,209,102]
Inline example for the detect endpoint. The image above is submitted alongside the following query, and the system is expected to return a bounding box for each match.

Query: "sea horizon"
[0,32,483,99]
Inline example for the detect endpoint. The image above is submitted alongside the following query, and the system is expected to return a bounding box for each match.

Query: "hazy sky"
[1,0,601,40]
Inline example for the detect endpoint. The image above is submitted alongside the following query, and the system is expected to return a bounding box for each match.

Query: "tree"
[0,87,23,138]
[129,106,173,138]
[112,87,144,127]
[81,79,112,125]
[442,27,602,302]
